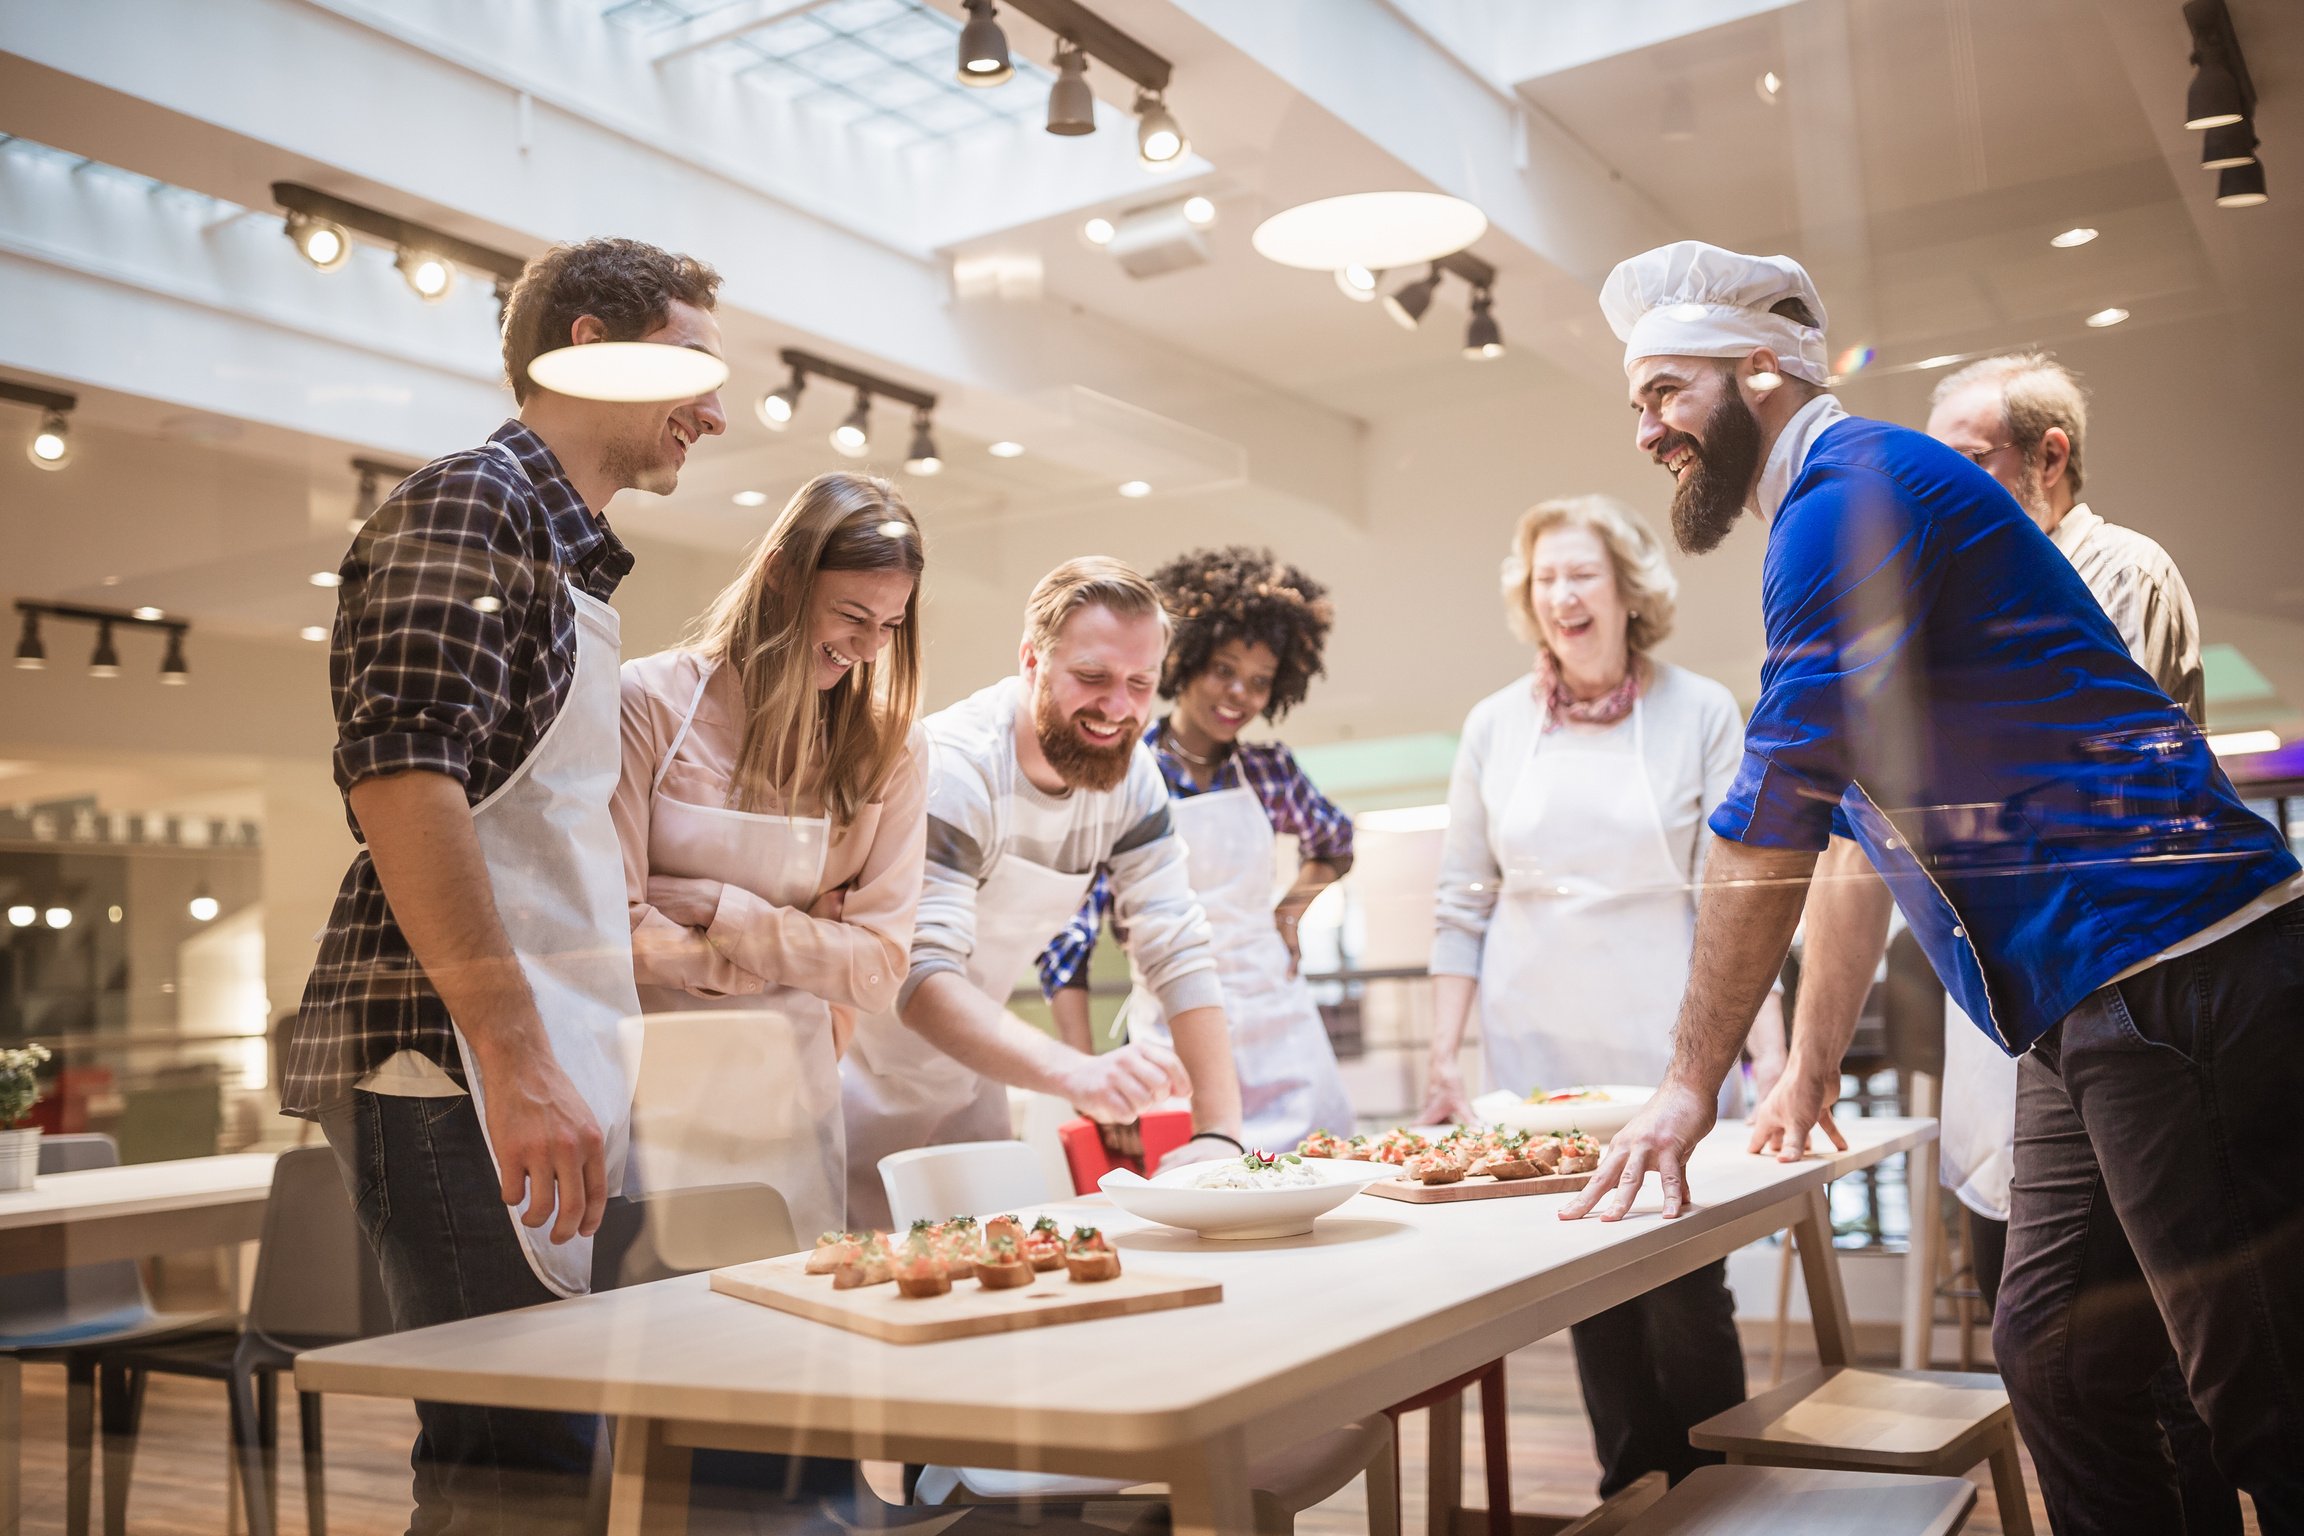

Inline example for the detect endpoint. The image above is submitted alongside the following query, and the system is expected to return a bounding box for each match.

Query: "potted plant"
[0,1043,52,1192]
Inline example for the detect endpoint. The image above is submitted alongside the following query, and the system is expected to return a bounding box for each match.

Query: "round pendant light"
[1251,192,1488,273]
[527,343,730,403]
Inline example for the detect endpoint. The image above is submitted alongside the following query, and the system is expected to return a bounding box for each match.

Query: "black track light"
[832,392,872,459]
[1047,42,1095,136]
[1383,265,1443,331]
[1464,290,1504,360]
[904,412,943,477]
[2201,118,2257,170]
[2182,0,2251,131]
[957,0,1012,87]
[757,368,805,431]
[2216,159,2268,208]
[160,629,189,686]
[13,610,43,671]
[88,621,120,680]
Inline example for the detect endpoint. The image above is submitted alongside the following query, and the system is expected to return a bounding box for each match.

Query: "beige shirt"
[612,648,928,1033]
[2050,503,2205,722]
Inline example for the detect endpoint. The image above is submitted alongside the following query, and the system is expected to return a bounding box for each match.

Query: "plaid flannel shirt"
[1036,721,1354,994]
[281,421,634,1116]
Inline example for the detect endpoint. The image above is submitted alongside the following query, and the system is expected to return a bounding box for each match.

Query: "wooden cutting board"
[1362,1170,1593,1203]
[708,1252,1222,1343]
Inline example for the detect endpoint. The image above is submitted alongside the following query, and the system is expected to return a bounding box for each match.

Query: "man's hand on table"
[1747,1057,1848,1162]
[1559,1079,1717,1222]
[1417,1058,1475,1127]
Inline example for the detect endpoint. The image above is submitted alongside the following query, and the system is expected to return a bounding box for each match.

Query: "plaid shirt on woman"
[281,421,634,1117]
[1036,721,1355,994]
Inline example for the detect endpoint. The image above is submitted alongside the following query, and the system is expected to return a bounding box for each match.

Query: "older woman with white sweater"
[1423,494,1784,1499]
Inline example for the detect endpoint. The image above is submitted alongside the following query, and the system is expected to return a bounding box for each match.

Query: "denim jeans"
[1995,898,2304,1536]
[320,1090,600,1536]
[1568,1259,1745,1498]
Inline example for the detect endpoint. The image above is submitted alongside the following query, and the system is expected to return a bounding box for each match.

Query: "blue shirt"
[1715,414,2297,1054]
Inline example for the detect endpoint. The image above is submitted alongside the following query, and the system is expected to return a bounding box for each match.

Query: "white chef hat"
[1600,241,1830,385]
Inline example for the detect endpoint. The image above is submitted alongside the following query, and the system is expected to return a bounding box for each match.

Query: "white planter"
[0,1126,40,1192]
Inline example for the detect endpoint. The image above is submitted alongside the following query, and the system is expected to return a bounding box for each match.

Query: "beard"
[599,416,682,497]
[1032,677,1139,793]
[1659,381,1765,555]
[2006,455,2053,527]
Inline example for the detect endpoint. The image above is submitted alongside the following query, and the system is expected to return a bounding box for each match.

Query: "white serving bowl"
[1096,1158,1394,1240]
[1471,1085,1654,1140]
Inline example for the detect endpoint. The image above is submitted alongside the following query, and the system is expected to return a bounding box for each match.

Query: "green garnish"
[1031,1215,1060,1235]
[1282,1153,1302,1164]
[910,1217,934,1232]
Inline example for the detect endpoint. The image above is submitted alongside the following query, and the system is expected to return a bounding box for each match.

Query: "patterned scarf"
[1535,652,1643,731]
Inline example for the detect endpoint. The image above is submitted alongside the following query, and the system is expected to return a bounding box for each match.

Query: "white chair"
[881,1142,1399,1536]
[879,1141,1050,1229]
[1561,1465,1976,1535]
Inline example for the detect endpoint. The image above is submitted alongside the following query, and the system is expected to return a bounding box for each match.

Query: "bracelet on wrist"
[1188,1130,1245,1152]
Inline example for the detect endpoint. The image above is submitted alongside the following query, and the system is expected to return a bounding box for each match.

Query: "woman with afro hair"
[1037,546,1357,1151]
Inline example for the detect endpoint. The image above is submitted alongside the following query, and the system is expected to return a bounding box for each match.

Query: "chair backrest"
[0,1134,153,1349]
[880,1141,1051,1229]
[1880,927,1947,1080]
[1056,1108,1195,1195]
[591,1183,801,1290]
[247,1146,391,1349]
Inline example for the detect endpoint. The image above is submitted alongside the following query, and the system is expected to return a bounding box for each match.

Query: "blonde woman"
[611,472,927,1237]
[1423,495,1783,1497]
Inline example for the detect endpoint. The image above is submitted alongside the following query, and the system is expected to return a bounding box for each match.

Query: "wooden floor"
[9,1336,2254,1536]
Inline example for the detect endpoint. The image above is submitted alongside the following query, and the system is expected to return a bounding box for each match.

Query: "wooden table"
[300,1121,1930,1536]
[0,1151,277,1536]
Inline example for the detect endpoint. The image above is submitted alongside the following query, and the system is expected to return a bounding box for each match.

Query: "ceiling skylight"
[601,0,1060,148]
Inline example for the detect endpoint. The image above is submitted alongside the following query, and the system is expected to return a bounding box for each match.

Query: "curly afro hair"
[1149,546,1334,720]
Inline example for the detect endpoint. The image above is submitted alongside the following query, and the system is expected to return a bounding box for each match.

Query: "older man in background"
[1927,353,2234,1536]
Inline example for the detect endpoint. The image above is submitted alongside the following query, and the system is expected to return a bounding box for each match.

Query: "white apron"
[1940,997,2017,1221]
[1476,698,1737,1120]
[449,441,642,1299]
[840,852,1092,1229]
[1114,785,1353,1150]
[625,664,846,1241]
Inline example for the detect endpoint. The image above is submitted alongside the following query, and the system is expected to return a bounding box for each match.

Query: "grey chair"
[88,1144,389,1536]
[592,1181,803,1290]
[0,1133,233,1536]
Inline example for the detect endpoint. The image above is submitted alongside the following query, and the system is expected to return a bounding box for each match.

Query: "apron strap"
[651,662,716,794]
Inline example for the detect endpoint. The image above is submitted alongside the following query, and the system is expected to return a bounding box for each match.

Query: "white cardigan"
[1429,659,1744,979]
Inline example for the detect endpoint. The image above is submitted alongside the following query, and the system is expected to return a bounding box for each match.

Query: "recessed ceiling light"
[732,490,769,507]
[1334,265,1379,302]
[1182,196,1216,228]
[299,626,328,642]
[131,606,163,622]
[527,343,729,403]
[1118,480,1151,498]
[2049,227,2099,248]
[1757,70,1783,104]
[988,441,1025,458]
[309,571,343,588]
[1251,192,1487,273]
[1083,217,1116,247]
[2084,307,2130,328]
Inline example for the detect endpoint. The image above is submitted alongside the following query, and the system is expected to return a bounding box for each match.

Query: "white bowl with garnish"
[1097,1154,1395,1240]
[1472,1085,1653,1139]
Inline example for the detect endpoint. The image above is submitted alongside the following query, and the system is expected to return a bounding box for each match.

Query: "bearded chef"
[839,556,1246,1229]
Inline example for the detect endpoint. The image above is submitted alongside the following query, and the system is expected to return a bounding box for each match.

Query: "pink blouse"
[612,648,928,1035]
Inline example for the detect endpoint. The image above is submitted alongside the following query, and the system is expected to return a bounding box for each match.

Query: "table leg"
[1165,1434,1254,1536]
[1791,1185,1856,1368]
[2,1356,19,1536]
[1901,1078,1942,1370]
[1427,1389,1463,1536]
[606,1417,691,1536]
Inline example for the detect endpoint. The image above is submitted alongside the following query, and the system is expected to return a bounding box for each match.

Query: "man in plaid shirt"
[286,238,725,1532]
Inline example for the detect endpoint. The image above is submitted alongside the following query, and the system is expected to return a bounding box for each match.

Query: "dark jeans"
[320,1091,600,1536]
[1568,1259,1745,1498]
[1994,899,2304,1536]
[1971,1209,2240,1536]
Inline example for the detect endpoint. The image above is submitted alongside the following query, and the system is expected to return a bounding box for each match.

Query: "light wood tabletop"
[2,1150,279,1536]
[299,1119,1930,1536]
